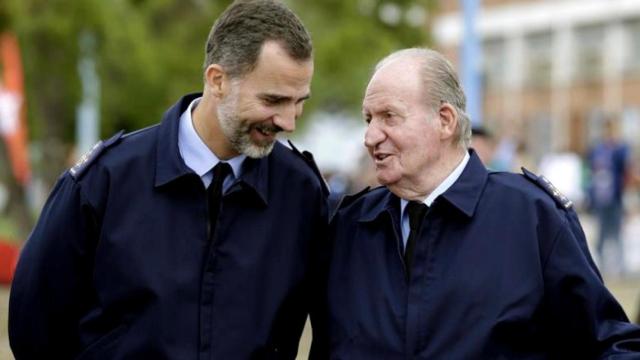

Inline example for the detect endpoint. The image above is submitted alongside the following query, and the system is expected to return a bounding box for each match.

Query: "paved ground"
[1,213,639,359]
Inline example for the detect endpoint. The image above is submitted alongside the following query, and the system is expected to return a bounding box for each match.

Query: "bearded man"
[9,1,328,359]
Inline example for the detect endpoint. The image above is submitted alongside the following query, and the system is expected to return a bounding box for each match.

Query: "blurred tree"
[0,0,31,239]
[0,0,431,238]
[2,0,232,238]
[8,1,222,178]
[291,0,432,117]
[9,0,231,187]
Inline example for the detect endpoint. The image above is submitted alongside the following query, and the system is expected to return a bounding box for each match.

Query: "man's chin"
[240,141,275,159]
[376,172,400,187]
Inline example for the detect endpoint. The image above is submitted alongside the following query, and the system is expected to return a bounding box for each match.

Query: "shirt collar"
[400,151,470,215]
[358,149,488,222]
[178,97,246,179]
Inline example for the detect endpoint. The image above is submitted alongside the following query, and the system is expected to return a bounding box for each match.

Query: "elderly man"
[327,48,640,358]
[9,1,328,359]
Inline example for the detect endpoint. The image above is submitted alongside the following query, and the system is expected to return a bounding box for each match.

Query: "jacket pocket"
[75,323,129,360]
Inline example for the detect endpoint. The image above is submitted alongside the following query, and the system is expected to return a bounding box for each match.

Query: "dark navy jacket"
[9,94,328,359]
[327,151,640,359]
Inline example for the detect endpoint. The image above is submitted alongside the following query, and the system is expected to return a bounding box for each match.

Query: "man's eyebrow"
[259,93,311,101]
[259,94,288,101]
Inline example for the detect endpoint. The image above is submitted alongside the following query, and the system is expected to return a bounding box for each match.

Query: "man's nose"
[273,104,298,132]
[364,122,385,148]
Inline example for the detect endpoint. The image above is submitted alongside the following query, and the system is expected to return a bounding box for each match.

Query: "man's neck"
[389,147,467,201]
[192,95,238,160]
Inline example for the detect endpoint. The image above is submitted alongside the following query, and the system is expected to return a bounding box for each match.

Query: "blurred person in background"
[512,139,536,172]
[325,169,350,210]
[8,1,329,359]
[489,132,516,171]
[326,47,640,358]
[586,118,631,276]
[470,125,495,167]
[346,148,380,193]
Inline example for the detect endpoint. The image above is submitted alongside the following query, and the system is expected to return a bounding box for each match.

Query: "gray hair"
[375,48,472,148]
[204,0,312,79]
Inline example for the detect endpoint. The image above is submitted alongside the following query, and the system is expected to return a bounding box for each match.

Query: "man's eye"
[383,113,395,124]
[263,96,287,105]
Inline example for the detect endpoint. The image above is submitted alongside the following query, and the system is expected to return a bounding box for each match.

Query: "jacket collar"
[231,152,270,206]
[155,94,199,187]
[358,188,400,223]
[358,149,488,221]
[154,93,270,205]
[439,149,488,218]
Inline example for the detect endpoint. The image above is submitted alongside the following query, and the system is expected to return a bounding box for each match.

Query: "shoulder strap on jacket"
[521,167,573,209]
[70,130,125,180]
[330,186,372,222]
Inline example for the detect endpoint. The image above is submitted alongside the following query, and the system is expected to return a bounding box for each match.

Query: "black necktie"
[404,201,428,281]
[207,162,232,240]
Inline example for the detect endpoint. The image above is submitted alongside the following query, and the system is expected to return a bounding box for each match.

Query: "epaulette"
[330,186,370,221]
[338,186,371,210]
[287,140,329,196]
[120,123,159,139]
[69,130,125,180]
[521,167,573,209]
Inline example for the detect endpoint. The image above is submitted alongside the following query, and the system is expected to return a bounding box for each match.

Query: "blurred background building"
[434,0,640,163]
[429,0,640,272]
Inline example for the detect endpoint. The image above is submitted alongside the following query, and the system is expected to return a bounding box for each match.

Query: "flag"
[0,31,30,185]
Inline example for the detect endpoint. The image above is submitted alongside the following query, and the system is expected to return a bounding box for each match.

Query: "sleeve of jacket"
[9,173,98,359]
[542,221,640,358]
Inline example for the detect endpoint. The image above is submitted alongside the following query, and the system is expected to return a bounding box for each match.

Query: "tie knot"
[406,201,428,230]
[212,162,232,181]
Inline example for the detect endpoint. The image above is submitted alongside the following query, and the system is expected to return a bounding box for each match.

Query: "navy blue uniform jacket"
[327,151,640,359]
[9,94,328,359]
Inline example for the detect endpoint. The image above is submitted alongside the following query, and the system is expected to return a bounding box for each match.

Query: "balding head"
[373,48,471,149]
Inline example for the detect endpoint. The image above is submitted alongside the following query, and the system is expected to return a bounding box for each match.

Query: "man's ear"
[204,64,227,98]
[438,102,458,141]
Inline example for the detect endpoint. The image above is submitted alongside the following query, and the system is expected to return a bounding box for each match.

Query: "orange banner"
[0,32,30,185]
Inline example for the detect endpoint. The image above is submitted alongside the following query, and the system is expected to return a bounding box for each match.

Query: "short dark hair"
[204,0,312,78]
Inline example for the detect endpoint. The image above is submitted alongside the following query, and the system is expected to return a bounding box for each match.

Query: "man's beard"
[217,89,279,159]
